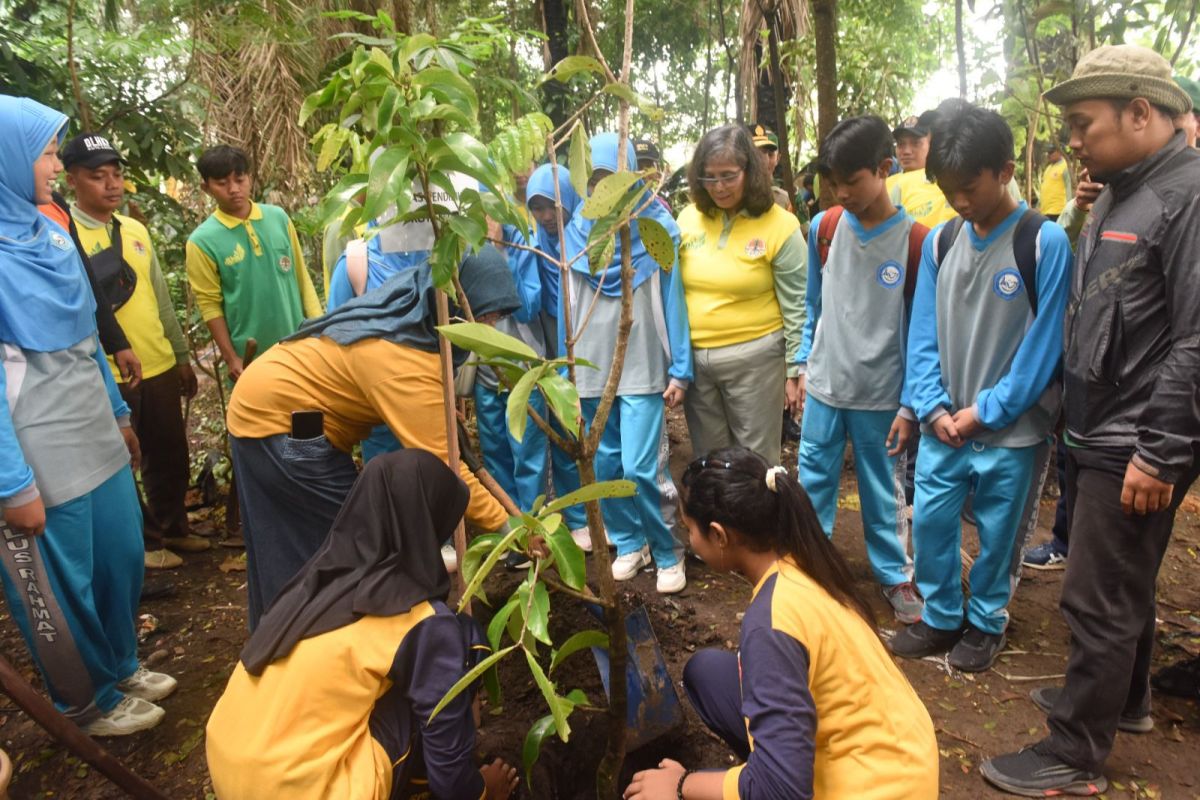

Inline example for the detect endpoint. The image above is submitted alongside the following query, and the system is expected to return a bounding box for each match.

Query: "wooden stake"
[435,291,468,599]
[0,655,166,800]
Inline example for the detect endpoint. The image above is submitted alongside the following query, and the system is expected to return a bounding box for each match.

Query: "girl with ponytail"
[624,447,939,800]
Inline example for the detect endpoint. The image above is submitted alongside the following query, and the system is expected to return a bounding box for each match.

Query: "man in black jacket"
[982,45,1200,797]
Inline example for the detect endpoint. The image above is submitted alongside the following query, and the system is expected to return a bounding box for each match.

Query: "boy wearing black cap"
[887,110,957,228]
[62,133,206,568]
[982,45,1200,797]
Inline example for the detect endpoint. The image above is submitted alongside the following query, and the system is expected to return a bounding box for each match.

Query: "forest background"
[5,0,1200,330]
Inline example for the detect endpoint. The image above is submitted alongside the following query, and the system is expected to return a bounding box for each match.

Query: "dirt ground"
[2,407,1199,799]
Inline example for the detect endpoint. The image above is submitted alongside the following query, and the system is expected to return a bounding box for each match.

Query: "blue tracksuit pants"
[361,424,402,463]
[798,396,911,587]
[913,437,1039,634]
[548,418,587,531]
[475,383,548,512]
[0,467,143,719]
[581,395,680,568]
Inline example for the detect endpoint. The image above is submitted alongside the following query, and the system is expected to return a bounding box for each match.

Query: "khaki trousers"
[684,329,786,465]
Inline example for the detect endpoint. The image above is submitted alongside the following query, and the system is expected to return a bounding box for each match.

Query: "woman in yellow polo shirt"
[677,125,807,465]
[206,450,519,800]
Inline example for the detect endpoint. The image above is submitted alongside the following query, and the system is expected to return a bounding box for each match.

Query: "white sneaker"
[441,544,458,574]
[117,666,177,702]
[570,527,593,553]
[656,561,686,594]
[82,696,165,737]
[612,546,651,581]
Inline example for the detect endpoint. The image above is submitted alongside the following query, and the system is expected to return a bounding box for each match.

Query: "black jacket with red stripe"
[1065,132,1200,483]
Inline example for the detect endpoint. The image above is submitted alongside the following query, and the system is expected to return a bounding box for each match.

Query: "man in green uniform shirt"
[185,145,321,380]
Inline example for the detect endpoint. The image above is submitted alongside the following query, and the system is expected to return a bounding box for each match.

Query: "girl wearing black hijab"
[205,450,519,799]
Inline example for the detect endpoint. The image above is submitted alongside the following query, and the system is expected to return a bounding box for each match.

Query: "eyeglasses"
[697,170,743,188]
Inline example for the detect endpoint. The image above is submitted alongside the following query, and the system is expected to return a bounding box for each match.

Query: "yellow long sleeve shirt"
[227,335,507,532]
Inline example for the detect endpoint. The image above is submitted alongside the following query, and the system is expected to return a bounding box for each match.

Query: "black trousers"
[119,368,190,549]
[1045,445,1200,771]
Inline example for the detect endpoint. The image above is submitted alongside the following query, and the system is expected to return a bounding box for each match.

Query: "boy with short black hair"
[185,145,321,380]
[63,132,207,568]
[798,114,927,624]
[889,103,1071,673]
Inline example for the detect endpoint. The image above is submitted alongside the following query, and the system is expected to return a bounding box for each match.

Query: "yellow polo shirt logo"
[224,243,246,267]
[744,238,766,258]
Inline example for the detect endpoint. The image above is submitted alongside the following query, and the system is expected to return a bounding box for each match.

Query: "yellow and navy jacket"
[723,559,938,799]
[206,601,487,800]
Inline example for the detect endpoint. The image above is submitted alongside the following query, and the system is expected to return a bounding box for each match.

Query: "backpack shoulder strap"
[935,217,964,270]
[904,221,930,301]
[345,239,369,297]
[816,205,844,269]
[1012,208,1046,315]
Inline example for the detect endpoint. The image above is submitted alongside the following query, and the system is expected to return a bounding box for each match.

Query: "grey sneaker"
[1029,686,1153,733]
[882,581,924,624]
[82,696,165,737]
[981,741,1107,797]
[947,625,1005,672]
[117,666,177,703]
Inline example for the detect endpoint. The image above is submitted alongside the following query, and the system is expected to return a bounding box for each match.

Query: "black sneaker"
[1029,686,1153,733]
[947,625,1005,672]
[981,742,1107,797]
[887,620,964,659]
[505,550,532,571]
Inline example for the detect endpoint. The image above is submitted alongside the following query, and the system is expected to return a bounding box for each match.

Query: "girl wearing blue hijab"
[0,95,172,736]
[525,163,589,550]
[561,133,693,594]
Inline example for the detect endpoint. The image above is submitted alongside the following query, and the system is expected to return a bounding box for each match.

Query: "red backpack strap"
[905,221,930,300]
[816,205,844,269]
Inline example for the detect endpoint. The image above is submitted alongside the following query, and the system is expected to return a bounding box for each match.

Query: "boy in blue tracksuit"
[797,115,927,625]
[889,103,1072,672]
[562,133,692,595]
[525,164,588,546]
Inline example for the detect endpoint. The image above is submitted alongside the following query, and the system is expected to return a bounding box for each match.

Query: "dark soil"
[2,407,1199,798]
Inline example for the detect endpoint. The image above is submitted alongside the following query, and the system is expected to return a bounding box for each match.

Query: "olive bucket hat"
[1044,44,1192,115]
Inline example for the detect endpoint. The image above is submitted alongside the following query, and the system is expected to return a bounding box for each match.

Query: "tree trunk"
[767,13,796,207]
[812,0,838,141]
[540,0,572,126]
[391,0,413,33]
[717,0,743,124]
[702,0,714,132]
[955,0,968,98]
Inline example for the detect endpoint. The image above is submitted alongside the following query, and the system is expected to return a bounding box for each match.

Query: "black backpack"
[935,208,1046,314]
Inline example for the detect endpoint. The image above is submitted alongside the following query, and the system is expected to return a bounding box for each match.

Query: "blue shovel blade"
[587,603,683,750]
